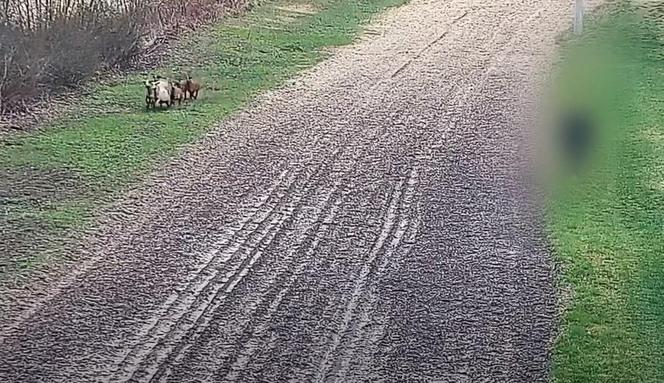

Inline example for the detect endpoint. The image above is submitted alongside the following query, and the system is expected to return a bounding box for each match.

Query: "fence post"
[574,0,584,35]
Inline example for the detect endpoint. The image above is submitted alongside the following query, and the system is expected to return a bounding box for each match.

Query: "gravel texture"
[0,0,580,381]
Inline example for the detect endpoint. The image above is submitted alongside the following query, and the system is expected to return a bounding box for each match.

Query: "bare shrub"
[38,20,102,88]
[0,24,40,112]
[96,12,144,69]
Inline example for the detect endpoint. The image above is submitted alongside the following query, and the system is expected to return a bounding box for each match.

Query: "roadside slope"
[2,0,576,381]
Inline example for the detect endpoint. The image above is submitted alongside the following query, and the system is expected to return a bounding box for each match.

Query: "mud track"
[1,0,579,381]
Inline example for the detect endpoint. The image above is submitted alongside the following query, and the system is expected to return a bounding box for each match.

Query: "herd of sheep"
[144,75,201,109]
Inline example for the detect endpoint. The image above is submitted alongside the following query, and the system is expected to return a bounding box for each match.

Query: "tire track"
[219,199,342,382]
[103,168,298,382]
[128,101,399,382]
[157,97,404,382]
[313,166,419,382]
[330,167,422,383]
[113,198,301,382]
[109,156,331,383]
[155,184,342,382]
[213,138,399,382]
[390,10,469,78]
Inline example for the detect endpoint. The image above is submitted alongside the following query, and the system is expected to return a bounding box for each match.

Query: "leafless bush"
[0,0,250,114]
[0,24,40,112]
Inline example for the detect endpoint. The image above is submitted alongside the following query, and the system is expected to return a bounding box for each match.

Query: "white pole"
[574,0,584,35]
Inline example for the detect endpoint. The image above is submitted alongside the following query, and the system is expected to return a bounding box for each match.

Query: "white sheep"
[154,78,172,108]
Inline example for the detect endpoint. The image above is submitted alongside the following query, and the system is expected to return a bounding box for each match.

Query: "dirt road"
[0,0,575,381]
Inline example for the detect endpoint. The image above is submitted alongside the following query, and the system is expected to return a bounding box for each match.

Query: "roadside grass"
[550,6,664,383]
[0,0,407,280]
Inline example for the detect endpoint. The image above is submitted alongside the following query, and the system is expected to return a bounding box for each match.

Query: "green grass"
[550,6,664,382]
[0,0,407,278]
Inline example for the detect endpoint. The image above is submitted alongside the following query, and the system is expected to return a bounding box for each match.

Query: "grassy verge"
[550,5,664,382]
[0,0,406,280]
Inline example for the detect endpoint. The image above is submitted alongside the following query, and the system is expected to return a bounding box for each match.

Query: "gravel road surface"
[1,0,577,381]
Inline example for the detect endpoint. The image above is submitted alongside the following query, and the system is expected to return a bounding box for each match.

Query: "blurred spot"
[558,108,595,174]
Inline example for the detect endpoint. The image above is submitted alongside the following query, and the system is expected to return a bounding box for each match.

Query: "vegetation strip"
[550,4,664,382]
[0,0,407,281]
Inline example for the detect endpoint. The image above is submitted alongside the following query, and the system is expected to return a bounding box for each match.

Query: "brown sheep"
[182,76,201,100]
